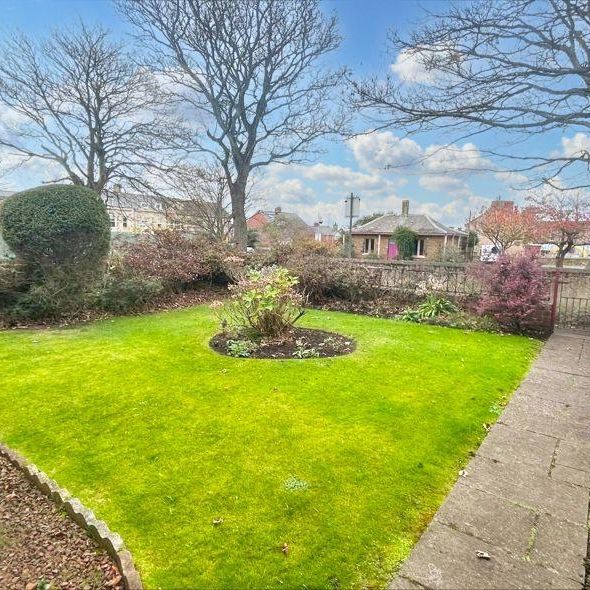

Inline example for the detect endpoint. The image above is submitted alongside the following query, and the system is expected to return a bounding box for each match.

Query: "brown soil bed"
[210,327,356,359]
[0,456,123,590]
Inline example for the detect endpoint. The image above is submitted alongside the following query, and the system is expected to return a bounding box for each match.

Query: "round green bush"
[0,184,110,266]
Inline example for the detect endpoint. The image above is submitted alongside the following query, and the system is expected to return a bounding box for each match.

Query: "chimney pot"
[401,200,410,216]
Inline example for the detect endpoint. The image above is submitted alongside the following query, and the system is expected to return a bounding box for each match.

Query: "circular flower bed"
[210,327,355,359]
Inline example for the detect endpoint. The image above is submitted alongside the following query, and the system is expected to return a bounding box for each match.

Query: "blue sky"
[0,0,582,228]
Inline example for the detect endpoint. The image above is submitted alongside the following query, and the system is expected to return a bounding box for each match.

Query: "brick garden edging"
[0,443,142,590]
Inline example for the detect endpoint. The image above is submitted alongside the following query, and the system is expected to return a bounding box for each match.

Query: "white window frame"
[415,238,425,257]
[363,237,375,254]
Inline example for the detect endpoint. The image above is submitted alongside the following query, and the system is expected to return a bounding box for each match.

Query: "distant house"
[312,222,340,244]
[351,199,467,260]
[107,191,171,233]
[247,207,313,246]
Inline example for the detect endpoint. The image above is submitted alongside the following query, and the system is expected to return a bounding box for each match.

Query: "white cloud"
[390,48,438,84]
[418,175,467,193]
[422,142,492,174]
[494,170,529,186]
[347,132,422,172]
[296,162,402,195]
[347,132,492,180]
[0,104,27,131]
[561,133,590,158]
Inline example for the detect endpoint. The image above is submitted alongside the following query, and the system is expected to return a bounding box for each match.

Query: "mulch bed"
[0,456,123,590]
[210,327,356,359]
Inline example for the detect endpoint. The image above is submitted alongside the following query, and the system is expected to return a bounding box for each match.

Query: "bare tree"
[166,164,236,241]
[352,0,590,190]
[0,23,183,199]
[118,0,346,249]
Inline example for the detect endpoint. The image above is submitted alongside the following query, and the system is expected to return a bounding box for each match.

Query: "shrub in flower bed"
[210,266,355,359]
[121,230,244,292]
[398,294,500,332]
[284,253,382,303]
[469,253,548,332]
[214,266,305,339]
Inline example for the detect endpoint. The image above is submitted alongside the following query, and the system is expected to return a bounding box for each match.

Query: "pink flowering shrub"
[471,253,548,331]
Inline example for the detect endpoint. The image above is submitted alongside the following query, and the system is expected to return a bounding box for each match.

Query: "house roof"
[352,213,467,237]
[106,192,166,212]
[250,209,311,231]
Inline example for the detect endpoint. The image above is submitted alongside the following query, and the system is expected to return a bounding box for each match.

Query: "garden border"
[0,442,142,590]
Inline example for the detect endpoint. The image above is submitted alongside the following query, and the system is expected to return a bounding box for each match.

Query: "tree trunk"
[230,176,248,251]
[555,240,574,268]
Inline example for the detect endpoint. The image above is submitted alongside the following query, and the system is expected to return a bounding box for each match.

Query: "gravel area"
[0,455,123,590]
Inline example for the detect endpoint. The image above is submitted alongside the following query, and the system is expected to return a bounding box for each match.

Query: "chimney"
[113,183,122,195]
[401,199,410,216]
[274,206,282,214]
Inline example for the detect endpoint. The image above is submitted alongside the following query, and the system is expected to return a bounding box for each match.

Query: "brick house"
[351,200,467,260]
[247,207,314,246]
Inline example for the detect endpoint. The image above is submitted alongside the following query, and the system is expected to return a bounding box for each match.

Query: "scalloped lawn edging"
[0,443,142,590]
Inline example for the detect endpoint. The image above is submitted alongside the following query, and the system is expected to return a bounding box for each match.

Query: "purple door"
[387,241,398,260]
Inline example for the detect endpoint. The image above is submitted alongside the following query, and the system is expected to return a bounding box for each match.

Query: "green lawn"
[0,307,539,589]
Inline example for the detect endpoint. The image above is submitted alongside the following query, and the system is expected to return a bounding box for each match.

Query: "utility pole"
[344,192,360,258]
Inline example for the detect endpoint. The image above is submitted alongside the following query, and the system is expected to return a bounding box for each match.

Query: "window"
[122,217,128,229]
[415,239,425,257]
[362,238,375,254]
[109,216,116,228]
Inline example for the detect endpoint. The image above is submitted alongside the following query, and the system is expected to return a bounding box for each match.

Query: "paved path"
[390,330,590,590]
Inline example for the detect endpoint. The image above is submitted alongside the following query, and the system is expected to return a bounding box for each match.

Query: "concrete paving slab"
[388,576,426,589]
[476,423,557,472]
[499,396,589,442]
[517,376,590,407]
[555,439,590,472]
[465,456,588,525]
[551,464,590,488]
[530,513,587,584]
[434,483,535,557]
[397,522,577,590]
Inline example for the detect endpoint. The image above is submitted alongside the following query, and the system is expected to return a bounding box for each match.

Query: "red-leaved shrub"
[122,230,243,291]
[471,253,548,330]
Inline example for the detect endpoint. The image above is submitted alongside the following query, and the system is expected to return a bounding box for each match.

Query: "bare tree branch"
[0,22,187,200]
[351,0,590,190]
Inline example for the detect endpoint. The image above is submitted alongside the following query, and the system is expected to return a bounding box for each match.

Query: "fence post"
[549,269,561,329]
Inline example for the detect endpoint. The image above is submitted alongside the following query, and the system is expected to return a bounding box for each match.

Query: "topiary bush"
[0,184,110,271]
[0,184,111,320]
